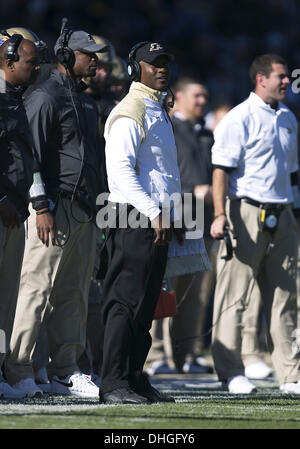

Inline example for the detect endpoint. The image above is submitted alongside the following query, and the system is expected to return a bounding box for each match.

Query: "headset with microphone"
[1,31,23,61]
[127,41,149,82]
[167,87,175,109]
[55,17,75,70]
[127,41,175,108]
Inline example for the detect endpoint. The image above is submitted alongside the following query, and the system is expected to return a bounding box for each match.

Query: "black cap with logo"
[135,42,174,64]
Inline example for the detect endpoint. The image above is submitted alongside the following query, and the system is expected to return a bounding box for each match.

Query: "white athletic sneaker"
[0,381,26,399]
[224,375,257,394]
[13,378,43,398]
[280,381,300,395]
[51,372,99,397]
[245,361,273,380]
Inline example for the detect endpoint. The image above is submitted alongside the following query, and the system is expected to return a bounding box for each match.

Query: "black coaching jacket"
[25,69,107,214]
[0,80,34,221]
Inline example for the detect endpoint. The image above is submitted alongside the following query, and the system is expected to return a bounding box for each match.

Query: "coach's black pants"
[100,223,168,394]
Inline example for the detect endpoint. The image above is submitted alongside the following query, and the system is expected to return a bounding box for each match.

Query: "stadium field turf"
[0,375,299,430]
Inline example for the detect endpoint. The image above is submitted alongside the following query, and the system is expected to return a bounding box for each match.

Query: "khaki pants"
[212,200,299,384]
[0,222,25,381]
[146,317,174,368]
[5,198,96,385]
[241,282,268,366]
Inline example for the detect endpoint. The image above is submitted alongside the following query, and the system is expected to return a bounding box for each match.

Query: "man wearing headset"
[5,28,108,398]
[99,41,182,405]
[0,36,40,398]
[0,28,53,105]
[0,27,48,64]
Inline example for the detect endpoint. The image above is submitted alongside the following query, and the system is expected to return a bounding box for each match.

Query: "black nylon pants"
[100,223,168,395]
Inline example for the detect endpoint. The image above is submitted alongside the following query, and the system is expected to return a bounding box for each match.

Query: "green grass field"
[1,375,300,430]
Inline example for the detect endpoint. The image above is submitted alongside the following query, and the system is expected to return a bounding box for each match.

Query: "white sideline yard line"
[185,382,223,386]
[0,402,101,415]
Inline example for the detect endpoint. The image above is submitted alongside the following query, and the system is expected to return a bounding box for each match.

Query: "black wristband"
[31,197,49,211]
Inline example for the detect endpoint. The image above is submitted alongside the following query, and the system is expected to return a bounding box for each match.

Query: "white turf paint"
[0,403,101,415]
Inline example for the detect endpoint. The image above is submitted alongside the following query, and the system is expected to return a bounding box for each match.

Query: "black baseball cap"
[54,31,108,55]
[135,42,174,64]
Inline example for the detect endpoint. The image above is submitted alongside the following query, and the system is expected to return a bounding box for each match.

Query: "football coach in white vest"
[99,41,183,405]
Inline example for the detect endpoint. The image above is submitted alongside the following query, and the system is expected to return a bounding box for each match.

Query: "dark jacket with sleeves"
[172,115,213,192]
[24,69,107,214]
[171,114,214,238]
[0,80,34,221]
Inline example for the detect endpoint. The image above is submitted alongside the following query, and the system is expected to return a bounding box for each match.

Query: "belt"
[59,189,94,217]
[239,197,288,210]
[58,189,73,199]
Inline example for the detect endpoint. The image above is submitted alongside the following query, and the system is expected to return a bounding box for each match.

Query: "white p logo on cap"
[149,43,163,52]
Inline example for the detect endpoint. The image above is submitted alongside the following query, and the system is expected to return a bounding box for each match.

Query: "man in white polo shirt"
[210,53,300,394]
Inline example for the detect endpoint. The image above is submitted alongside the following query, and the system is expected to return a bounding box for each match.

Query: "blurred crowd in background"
[2,0,300,115]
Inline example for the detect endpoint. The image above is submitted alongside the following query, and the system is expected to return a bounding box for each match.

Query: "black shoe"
[99,387,150,405]
[132,373,175,403]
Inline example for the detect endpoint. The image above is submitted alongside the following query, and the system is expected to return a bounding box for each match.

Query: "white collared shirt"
[212,92,298,203]
[105,86,181,220]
